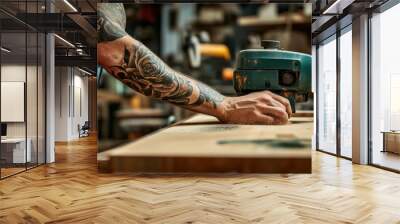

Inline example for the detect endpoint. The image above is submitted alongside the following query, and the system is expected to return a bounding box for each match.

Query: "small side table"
[381,131,400,154]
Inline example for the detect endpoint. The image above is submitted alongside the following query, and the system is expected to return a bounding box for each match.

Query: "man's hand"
[218,91,292,125]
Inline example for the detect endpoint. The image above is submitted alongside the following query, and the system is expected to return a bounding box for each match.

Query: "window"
[317,35,337,154]
[339,26,352,158]
[370,3,400,171]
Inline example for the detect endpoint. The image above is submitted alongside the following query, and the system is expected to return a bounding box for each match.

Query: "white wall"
[55,66,69,141]
[1,63,46,164]
[54,67,89,141]
[71,72,89,138]
[1,65,29,137]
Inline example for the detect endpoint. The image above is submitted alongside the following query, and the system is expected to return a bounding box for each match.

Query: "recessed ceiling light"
[322,0,353,15]
[1,47,11,53]
[78,67,93,76]
[54,34,75,48]
[63,0,78,12]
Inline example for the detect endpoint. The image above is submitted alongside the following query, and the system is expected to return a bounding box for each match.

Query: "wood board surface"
[105,113,313,173]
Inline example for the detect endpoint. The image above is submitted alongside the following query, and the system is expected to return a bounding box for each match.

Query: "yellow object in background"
[130,96,141,108]
[222,67,234,81]
[199,44,231,61]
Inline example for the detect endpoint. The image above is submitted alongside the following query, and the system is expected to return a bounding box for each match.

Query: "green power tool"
[233,40,312,113]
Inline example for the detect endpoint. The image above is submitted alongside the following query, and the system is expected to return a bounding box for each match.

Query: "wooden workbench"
[102,113,313,173]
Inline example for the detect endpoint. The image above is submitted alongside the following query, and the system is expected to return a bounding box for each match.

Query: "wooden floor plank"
[0,135,399,223]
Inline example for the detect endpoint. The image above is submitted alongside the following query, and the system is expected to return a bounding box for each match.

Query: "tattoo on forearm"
[108,43,224,109]
[97,3,127,42]
[98,3,225,111]
[195,82,225,108]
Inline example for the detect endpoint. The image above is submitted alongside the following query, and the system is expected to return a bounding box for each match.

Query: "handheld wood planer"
[233,40,312,113]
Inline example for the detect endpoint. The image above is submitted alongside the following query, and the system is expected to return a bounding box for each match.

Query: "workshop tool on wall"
[184,32,233,90]
[233,40,311,113]
[185,33,231,68]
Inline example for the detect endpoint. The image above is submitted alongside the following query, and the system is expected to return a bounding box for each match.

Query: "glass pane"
[371,4,400,171]
[317,36,337,154]
[312,45,317,150]
[1,0,46,178]
[27,31,38,169]
[339,28,352,158]
[1,31,27,177]
[38,32,45,165]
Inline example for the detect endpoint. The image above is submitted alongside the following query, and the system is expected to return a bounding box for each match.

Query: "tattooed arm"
[97,3,291,124]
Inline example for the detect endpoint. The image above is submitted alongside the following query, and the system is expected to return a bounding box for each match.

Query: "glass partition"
[370,3,400,171]
[339,26,352,158]
[1,32,28,177]
[317,35,337,154]
[38,32,45,165]
[27,31,38,169]
[0,0,46,179]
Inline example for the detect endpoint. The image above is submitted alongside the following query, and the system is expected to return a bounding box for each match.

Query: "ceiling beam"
[67,13,97,41]
[55,55,96,71]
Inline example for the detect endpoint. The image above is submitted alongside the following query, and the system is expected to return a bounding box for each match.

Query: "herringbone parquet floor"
[1,135,400,224]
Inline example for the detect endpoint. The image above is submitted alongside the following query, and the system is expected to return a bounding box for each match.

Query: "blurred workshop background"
[97,3,312,152]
